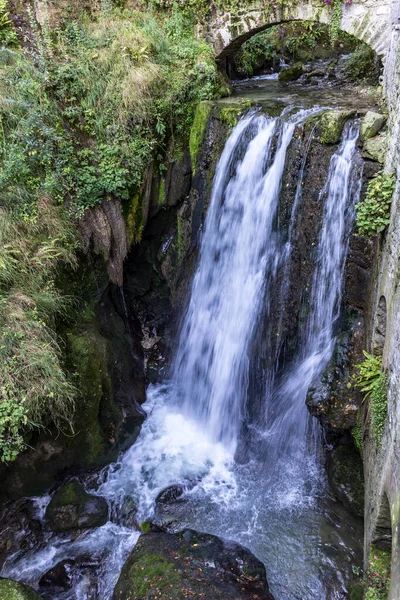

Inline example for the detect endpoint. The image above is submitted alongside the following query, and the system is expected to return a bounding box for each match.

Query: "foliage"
[0,202,78,462]
[0,0,18,47]
[0,6,219,461]
[354,352,388,445]
[345,43,377,81]
[356,172,396,237]
[328,0,343,45]
[234,29,276,77]
[365,548,391,600]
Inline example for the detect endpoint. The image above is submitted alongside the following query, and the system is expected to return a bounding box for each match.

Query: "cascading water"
[1,110,364,600]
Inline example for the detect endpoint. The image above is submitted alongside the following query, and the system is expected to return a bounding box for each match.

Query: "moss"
[365,547,391,600]
[351,411,363,457]
[189,101,213,172]
[320,110,354,144]
[141,521,152,533]
[52,481,82,506]
[218,99,252,128]
[120,553,180,597]
[67,328,116,464]
[158,178,166,206]
[0,579,43,600]
[124,193,143,246]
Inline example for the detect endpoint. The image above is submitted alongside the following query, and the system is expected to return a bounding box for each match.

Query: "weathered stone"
[278,62,304,82]
[362,134,387,164]
[45,481,108,532]
[327,443,365,518]
[38,560,75,591]
[0,579,43,600]
[319,110,354,144]
[360,111,387,141]
[112,529,274,600]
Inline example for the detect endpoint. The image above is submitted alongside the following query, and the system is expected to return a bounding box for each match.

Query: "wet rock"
[0,579,43,600]
[38,560,75,592]
[362,134,387,163]
[319,110,354,144]
[156,484,185,504]
[278,62,304,83]
[360,111,387,141]
[112,529,274,600]
[327,443,365,518]
[45,481,108,532]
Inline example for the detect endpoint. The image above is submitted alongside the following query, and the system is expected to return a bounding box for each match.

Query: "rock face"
[112,529,274,600]
[0,579,43,600]
[362,135,387,163]
[45,481,108,532]
[327,444,365,518]
[360,111,387,141]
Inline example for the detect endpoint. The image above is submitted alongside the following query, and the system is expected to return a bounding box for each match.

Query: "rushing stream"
[1,101,365,599]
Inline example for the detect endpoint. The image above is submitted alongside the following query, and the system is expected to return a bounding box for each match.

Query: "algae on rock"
[320,110,354,144]
[0,579,43,600]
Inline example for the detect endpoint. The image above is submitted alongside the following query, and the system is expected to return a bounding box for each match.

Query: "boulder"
[360,111,387,141]
[319,110,354,144]
[0,579,43,600]
[112,529,274,600]
[362,134,387,164]
[45,481,108,532]
[327,444,365,518]
[278,62,304,83]
[38,559,75,592]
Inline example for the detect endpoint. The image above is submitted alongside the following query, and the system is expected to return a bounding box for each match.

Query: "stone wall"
[364,24,400,600]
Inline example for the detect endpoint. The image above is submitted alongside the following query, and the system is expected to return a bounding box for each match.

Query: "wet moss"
[67,327,118,465]
[218,99,252,128]
[320,110,354,144]
[189,101,213,172]
[124,193,143,245]
[117,553,180,598]
[0,579,43,600]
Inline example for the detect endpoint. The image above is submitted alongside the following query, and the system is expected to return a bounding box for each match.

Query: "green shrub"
[356,172,396,237]
[354,352,388,445]
[345,44,377,81]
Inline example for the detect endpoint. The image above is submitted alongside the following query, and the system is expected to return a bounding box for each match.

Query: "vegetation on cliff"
[0,1,218,462]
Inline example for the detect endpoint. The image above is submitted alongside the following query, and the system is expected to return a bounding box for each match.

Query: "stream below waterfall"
[0,80,372,600]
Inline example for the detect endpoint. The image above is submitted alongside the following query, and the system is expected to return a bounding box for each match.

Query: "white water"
[1,112,364,600]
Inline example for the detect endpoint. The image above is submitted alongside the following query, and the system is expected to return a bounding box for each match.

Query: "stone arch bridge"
[200,0,399,64]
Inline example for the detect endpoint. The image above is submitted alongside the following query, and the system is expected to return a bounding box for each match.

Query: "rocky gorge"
[0,1,399,600]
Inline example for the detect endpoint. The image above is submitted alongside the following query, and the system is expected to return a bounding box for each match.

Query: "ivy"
[356,171,396,237]
[354,352,388,445]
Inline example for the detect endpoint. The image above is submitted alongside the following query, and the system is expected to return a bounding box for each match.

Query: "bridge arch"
[200,0,395,64]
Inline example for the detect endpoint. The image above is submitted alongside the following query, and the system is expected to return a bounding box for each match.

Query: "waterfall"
[0,111,364,600]
[173,107,322,449]
[263,121,363,468]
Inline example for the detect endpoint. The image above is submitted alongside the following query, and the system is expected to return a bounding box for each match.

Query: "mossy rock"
[189,101,213,173]
[217,99,252,128]
[362,135,387,164]
[360,111,387,141]
[45,480,108,532]
[327,444,365,517]
[112,529,274,600]
[0,579,43,600]
[320,110,354,144]
[278,62,305,83]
